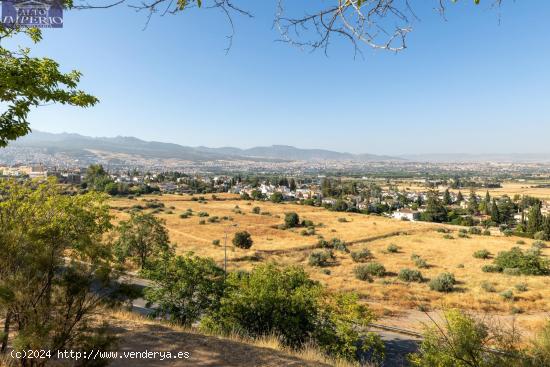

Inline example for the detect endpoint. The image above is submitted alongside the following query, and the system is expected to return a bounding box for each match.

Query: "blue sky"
[15,1,550,154]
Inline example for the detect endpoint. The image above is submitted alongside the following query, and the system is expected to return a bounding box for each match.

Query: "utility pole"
[224,223,238,280]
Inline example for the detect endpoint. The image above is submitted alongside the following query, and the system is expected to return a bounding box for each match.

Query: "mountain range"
[8,131,401,162]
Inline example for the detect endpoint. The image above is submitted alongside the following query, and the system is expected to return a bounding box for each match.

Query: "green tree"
[285,212,300,228]
[0,179,119,363]
[490,198,500,223]
[443,188,452,205]
[142,254,225,326]
[0,26,97,147]
[467,189,479,215]
[232,231,253,249]
[289,178,297,191]
[482,191,491,215]
[270,191,284,203]
[527,202,544,236]
[456,191,464,203]
[115,212,172,269]
[421,191,448,223]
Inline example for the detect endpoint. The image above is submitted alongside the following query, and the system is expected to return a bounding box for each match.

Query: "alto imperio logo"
[1,0,63,28]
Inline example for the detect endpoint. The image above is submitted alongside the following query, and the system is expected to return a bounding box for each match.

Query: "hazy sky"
[13,1,550,154]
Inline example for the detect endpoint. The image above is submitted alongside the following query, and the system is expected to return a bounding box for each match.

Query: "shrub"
[532,241,547,249]
[398,269,423,282]
[251,206,261,214]
[429,273,456,293]
[483,229,491,236]
[338,217,348,223]
[198,211,209,217]
[503,229,513,237]
[387,244,399,253]
[494,247,549,275]
[516,240,526,245]
[179,212,190,219]
[351,249,373,263]
[468,227,482,235]
[500,290,514,301]
[232,231,253,249]
[284,212,300,228]
[436,228,450,233]
[207,216,220,223]
[355,262,386,277]
[443,234,454,240]
[414,258,429,269]
[353,265,373,282]
[458,232,469,238]
[201,264,384,361]
[308,250,334,267]
[212,239,220,246]
[318,238,348,252]
[481,265,502,273]
[199,220,206,225]
[480,281,496,293]
[473,249,491,259]
[515,283,528,292]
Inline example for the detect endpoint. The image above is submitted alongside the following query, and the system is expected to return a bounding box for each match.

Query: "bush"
[212,239,221,246]
[353,265,373,282]
[338,217,348,223]
[308,250,334,267]
[468,227,482,235]
[483,229,491,236]
[198,211,209,217]
[414,257,429,269]
[398,269,423,282]
[515,283,528,292]
[482,264,502,273]
[251,206,261,214]
[500,290,514,301]
[179,212,190,219]
[232,231,253,249]
[436,228,450,233]
[458,232,469,238]
[429,272,456,293]
[284,212,300,228]
[199,220,206,225]
[355,262,386,278]
[516,240,526,245]
[443,234,454,240]
[351,249,373,263]
[494,247,549,275]
[387,244,399,253]
[533,241,547,249]
[200,264,384,361]
[480,281,496,293]
[318,238,348,252]
[473,249,491,259]
[409,309,524,367]
[207,216,220,223]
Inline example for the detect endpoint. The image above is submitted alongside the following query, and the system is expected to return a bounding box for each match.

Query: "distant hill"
[9,131,401,162]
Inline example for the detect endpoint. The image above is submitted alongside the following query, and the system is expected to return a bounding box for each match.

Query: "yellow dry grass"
[106,310,359,367]
[110,194,550,324]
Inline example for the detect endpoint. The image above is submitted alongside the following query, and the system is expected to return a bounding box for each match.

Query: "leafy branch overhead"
[0,26,98,147]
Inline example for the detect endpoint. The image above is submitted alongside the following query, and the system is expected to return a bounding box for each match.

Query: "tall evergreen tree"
[527,202,544,235]
[490,198,500,223]
[456,191,464,203]
[467,189,479,215]
[443,189,452,205]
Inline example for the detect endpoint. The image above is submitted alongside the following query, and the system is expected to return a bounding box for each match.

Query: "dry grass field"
[110,194,550,332]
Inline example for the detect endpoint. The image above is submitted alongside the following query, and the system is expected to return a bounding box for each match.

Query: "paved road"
[374,328,421,367]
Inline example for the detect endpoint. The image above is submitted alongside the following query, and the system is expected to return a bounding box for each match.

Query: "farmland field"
[110,194,550,332]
